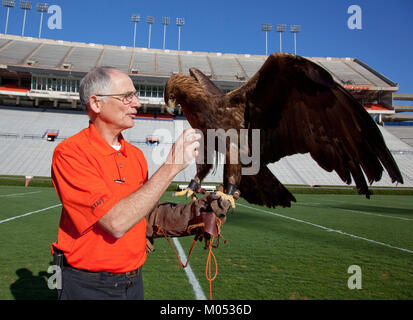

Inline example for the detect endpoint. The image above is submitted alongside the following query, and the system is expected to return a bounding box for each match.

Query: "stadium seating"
[29,43,73,69]
[99,48,131,73]
[65,46,102,71]
[0,35,396,90]
[131,51,155,74]
[0,34,409,188]
[0,107,412,189]
[180,54,212,75]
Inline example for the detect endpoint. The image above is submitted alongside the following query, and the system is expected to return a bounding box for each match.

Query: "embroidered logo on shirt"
[91,197,104,210]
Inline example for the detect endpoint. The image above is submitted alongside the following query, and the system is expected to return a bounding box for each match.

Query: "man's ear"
[88,95,101,114]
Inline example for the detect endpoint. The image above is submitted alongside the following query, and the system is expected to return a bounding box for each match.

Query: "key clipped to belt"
[53,248,65,269]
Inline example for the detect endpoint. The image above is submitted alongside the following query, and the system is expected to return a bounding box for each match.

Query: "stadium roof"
[0,34,398,91]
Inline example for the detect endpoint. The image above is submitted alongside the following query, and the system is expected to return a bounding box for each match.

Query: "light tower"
[176,17,184,51]
[3,0,15,35]
[290,25,301,55]
[162,16,170,50]
[37,3,48,38]
[20,0,32,36]
[261,23,272,56]
[276,24,286,53]
[146,16,154,48]
[131,14,140,47]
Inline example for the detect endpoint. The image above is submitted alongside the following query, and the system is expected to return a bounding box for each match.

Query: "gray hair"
[79,66,118,112]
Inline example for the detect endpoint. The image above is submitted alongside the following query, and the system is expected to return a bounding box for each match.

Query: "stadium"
[0,30,412,301]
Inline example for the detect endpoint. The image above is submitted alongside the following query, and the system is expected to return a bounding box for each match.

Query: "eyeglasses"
[95,91,139,104]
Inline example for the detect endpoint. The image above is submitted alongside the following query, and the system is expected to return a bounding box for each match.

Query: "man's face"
[97,71,141,130]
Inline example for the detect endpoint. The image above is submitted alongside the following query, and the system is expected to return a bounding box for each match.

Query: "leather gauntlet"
[145,194,231,252]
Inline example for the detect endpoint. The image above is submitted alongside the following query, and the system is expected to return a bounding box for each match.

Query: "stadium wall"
[0,107,412,188]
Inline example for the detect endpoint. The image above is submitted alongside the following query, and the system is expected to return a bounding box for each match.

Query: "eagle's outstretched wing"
[189,68,224,97]
[233,53,403,197]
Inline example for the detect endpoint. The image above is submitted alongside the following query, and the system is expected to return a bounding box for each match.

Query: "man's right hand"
[165,128,201,175]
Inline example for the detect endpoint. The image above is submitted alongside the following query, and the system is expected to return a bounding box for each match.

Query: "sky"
[1,0,412,97]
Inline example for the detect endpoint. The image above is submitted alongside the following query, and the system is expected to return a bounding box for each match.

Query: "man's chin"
[120,118,135,130]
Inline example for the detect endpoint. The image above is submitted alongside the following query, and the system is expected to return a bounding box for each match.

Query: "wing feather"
[234,53,403,195]
[189,68,224,97]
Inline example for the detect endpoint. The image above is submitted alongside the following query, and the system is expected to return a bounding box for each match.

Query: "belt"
[64,261,141,278]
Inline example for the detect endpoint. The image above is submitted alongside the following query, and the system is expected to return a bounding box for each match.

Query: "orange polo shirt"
[51,122,148,273]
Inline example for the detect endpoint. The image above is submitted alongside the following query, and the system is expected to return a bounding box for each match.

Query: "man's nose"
[131,95,141,109]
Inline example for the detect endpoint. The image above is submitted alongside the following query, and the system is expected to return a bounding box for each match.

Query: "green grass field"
[0,185,412,300]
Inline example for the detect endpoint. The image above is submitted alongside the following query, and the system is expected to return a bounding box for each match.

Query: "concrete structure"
[0,34,411,188]
[0,34,399,116]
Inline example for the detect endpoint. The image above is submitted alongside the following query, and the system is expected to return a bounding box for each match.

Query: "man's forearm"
[98,163,177,238]
[99,128,201,238]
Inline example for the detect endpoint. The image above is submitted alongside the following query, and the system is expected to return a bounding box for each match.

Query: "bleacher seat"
[0,107,412,188]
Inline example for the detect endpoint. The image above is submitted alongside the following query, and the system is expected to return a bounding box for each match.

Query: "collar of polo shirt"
[87,121,128,157]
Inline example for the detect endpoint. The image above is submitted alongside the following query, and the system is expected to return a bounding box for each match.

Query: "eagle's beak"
[166,98,176,115]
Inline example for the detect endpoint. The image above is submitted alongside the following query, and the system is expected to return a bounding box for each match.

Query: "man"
[51,67,230,300]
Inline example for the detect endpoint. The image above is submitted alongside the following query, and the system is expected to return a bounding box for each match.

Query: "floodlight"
[276,24,286,52]
[162,17,170,25]
[37,3,48,38]
[261,24,272,56]
[146,16,154,48]
[131,14,140,22]
[276,24,286,32]
[131,14,140,47]
[36,2,48,12]
[261,23,272,32]
[3,0,15,34]
[2,0,15,7]
[176,17,184,26]
[176,18,185,50]
[20,1,32,36]
[290,25,301,55]
[19,0,31,9]
[162,17,170,50]
[290,25,301,33]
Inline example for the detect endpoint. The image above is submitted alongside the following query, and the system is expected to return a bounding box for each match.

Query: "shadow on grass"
[10,268,56,300]
[315,203,413,216]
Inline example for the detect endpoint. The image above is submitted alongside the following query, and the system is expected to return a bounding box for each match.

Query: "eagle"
[164,53,403,208]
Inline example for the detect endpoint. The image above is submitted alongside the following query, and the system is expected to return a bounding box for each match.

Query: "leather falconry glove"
[145,194,231,253]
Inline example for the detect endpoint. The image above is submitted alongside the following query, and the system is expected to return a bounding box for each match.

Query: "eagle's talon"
[215,191,236,209]
[173,188,194,199]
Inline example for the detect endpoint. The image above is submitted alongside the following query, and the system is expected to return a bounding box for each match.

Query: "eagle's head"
[164,74,183,115]
[165,92,178,115]
[164,73,205,115]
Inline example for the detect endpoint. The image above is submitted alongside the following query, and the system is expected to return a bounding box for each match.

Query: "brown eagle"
[164,53,403,208]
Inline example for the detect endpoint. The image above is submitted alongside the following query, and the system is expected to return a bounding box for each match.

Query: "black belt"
[62,258,141,277]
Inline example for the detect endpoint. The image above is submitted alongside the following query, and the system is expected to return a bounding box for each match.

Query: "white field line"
[238,203,413,255]
[0,205,205,300]
[295,202,413,222]
[0,204,62,224]
[172,237,207,300]
[0,191,42,198]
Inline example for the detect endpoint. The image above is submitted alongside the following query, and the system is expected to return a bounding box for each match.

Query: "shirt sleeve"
[52,144,118,235]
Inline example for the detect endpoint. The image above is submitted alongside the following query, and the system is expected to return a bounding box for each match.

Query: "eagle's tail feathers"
[239,165,296,208]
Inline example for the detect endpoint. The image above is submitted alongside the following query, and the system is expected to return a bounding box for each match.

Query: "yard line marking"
[172,237,207,300]
[295,202,413,221]
[0,191,42,198]
[0,204,62,224]
[239,203,413,255]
